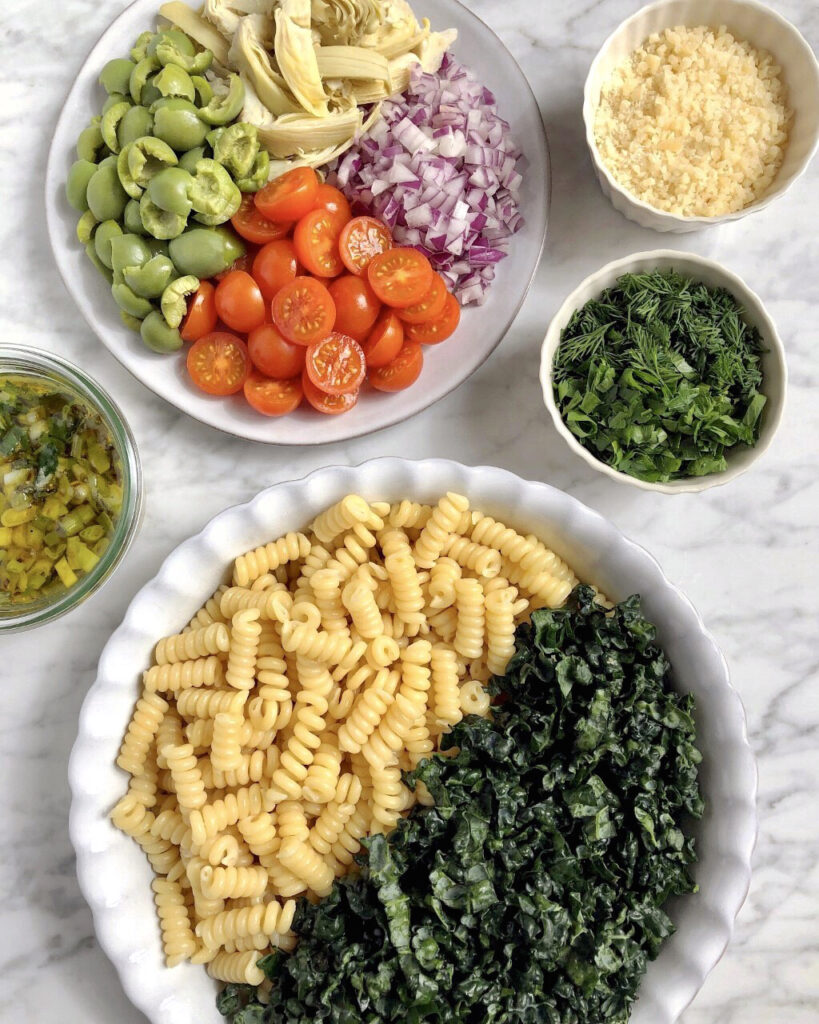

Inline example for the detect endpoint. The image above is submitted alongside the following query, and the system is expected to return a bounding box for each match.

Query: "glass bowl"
[0,345,143,632]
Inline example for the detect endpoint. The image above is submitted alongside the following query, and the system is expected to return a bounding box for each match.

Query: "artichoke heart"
[275,0,329,118]
[417,24,458,72]
[257,107,362,157]
[158,1,231,66]
[310,0,383,46]
[315,45,391,84]
[349,51,416,102]
[232,15,301,117]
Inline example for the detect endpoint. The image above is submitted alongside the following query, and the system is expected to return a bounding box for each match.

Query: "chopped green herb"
[218,586,702,1024]
[553,270,766,482]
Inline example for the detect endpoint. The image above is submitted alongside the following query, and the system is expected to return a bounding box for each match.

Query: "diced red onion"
[326,53,524,305]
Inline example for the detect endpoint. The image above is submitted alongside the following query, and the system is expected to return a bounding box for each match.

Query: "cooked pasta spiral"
[302,736,342,804]
[143,656,224,694]
[460,679,492,717]
[163,743,207,813]
[469,514,534,565]
[370,763,406,834]
[310,568,349,633]
[430,645,463,727]
[337,682,394,753]
[413,492,470,568]
[220,585,292,623]
[210,712,244,772]
[117,691,168,776]
[188,784,275,848]
[428,556,462,610]
[384,549,425,632]
[444,535,502,578]
[233,532,312,587]
[237,811,278,858]
[278,837,335,897]
[387,500,432,530]
[454,578,485,660]
[342,574,382,639]
[311,494,382,545]
[281,617,352,664]
[207,949,266,985]
[365,634,400,669]
[153,877,197,967]
[485,586,520,676]
[197,899,297,951]
[184,584,229,632]
[199,863,268,900]
[155,623,230,666]
[268,657,333,801]
[225,609,262,690]
[176,687,246,720]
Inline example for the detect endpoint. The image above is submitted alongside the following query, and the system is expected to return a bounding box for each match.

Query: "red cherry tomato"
[293,209,345,278]
[313,183,352,222]
[247,323,306,379]
[214,270,266,333]
[187,332,250,396]
[406,292,461,345]
[270,276,336,346]
[339,216,392,275]
[361,309,404,367]
[369,342,424,392]
[231,194,291,244]
[243,371,304,416]
[327,275,381,341]
[180,281,217,342]
[305,332,366,396]
[252,240,300,302]
[302,371,359,415]
[254,166,318,223]
[397,273,448,324]
[367,248,433,308]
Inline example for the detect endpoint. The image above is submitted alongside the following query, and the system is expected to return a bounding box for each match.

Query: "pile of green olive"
[66,27,269,353]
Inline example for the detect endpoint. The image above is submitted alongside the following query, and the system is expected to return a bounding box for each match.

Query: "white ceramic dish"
[45,0,548,445]
[69,457,757,1024]
[540,250,787,494]
[583,0,819,233]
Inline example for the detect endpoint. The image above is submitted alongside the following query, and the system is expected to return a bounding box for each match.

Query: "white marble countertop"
[1,0,817,1020]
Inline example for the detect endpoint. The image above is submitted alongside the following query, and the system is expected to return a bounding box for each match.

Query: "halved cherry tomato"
[255,166,318,223]
[397,272,448,324]
[232,194,291,244]
[339,216,392,275]
[369,342,423,392]
[187,332,250,396]
[293,209,345,278]
[215,270,266,333]
[180,281,217,342]
[248,323,306,379]
[243,371,303,416]
[361,309,404,367]
[367,248,433,308]
[252,240,300,302]
[271,276,336,346]
[327,275,381,340]
[313,183,351,222]
[406,292,461,345]
[306,332,366,396]
[302,371,359,415]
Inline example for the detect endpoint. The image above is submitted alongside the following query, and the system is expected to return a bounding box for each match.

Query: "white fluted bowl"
[69,458,757,1024]
[583,0,819,232]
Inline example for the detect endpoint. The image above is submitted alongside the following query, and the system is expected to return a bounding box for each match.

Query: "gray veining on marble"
[0,0,817,1020]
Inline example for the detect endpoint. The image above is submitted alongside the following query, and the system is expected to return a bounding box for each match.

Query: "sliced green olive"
[198,73,245,126]
[235,149,270,193]
[109,233,152,276]
[116,145,142,199]
[123,253,176,298]
[169,225,244,278]
[120,310,143,332]
[178,146,206,175]
[123,198,147,236]
[99,58,136,96]
[139,194,188,240]
[189,158,241,225]
[140,80,163,107]
[85,241,113,281]
[102,92,130,115]
[160,275,199,328]
[153,99,209,152]
[112,281,154,318]
[153,64,195,102]
[77,119,104,163]
[147,167,194,217]
[76,210,98,245]
[93,220,123,269]
[191,75,213,108]
[130,31,154,63]
[86,163,129,222]
[212,123,259,178]
[127,136,178,188]
[129,56,159,104]
[66,159,98,212]
[140,309,183,353]
[118,105,154,148]
[147,30,195,59]
[155,41,212,75]
[101,101,132,154]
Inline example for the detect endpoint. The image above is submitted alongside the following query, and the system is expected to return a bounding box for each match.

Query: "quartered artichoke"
[157,0,455,174]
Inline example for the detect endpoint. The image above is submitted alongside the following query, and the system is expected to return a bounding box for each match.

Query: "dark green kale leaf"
[220,586,703,1024]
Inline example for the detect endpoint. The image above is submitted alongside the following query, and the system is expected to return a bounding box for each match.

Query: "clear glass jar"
[0,345,143,632]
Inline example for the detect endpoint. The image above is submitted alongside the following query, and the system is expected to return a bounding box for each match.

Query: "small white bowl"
[583,0,819,232]
[539,250,787,493]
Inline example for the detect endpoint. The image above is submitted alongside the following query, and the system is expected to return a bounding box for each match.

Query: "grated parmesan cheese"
[593,25,792,217]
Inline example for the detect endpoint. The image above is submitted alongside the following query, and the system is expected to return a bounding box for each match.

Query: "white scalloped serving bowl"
[583,0,819,232]
[45,0,548,445]
[69,458,757,1024]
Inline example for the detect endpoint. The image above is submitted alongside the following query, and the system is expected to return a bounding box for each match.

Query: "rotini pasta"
[112,491,585,981]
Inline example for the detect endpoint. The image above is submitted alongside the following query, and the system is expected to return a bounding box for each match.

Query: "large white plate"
[69,458,757,1024]
[45,0,549,444]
